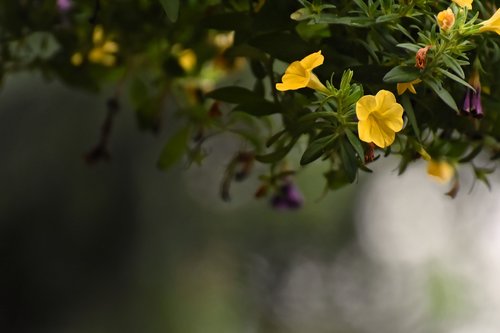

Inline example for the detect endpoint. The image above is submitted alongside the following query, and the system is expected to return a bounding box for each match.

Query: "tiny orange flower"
[437,8,455,31]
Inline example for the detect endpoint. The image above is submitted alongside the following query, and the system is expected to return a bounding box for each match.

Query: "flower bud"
[415,46,431,70]
[462,70,483,118]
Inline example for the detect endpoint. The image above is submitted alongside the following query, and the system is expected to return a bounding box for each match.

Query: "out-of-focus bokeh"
[2,70,500,333]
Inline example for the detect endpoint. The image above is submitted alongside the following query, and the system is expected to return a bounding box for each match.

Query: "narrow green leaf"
[324,169,352,190]
[256,138,298,163]
[397,43,421,53]
[340,139,357,182]
[459,145,483,163]
[316,14,374,27]
[376,14,399,23]
[300,135,337,165]
[425,79,458,111]
[159,0,179,22]
[437,68,474,90]
[344,128,364,159]
[157,127,190,170]
[383,65,420,83]
[353,0,369,14]
[266,130,286,147]
[442,54,465,78]
[400,94,421,141]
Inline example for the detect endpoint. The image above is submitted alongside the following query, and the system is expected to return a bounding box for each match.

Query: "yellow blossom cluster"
[71,25,119,67]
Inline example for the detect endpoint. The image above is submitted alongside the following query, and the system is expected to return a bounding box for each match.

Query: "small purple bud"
[471,87,484,119]
[461,89,471,115]
[57,0,72,12]
[270,183,303,210]
[462,70,484,119]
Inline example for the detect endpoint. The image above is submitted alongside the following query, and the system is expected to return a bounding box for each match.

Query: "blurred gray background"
[2,72,500,333]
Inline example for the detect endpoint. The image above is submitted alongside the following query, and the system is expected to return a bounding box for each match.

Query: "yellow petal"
[306,73,329,94]
[88,48,104,63]
[397,79,421,95]
[71,52,83,66]
[358,118,373,144]
[102,41,119,53]
[356,95,377,121]
[397,83,407,96]
[480,8,500,34]
[93,25,104,44]
[358,117,395,148]
[284,61,307,76]
[100,54,116,66]
[276,61,309,91]
[374,120,396,148]
[427,160,454,183]
[452,0,472,9]
[276,74,309,90]
[299,51,324,71]
[178,49,197,72]
[375,90,397,112]
[380,104,404,132]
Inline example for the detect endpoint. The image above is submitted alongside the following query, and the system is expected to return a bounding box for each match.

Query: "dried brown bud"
[415,46,431,70]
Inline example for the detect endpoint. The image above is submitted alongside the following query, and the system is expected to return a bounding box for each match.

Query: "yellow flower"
[480,8,500,35]
[178,49,197,72]
[356,90,404,148]
[276,51,329,94]
[452,0,472,9]
[71,52,83,66]
[427,160,454,183]
[88,25,119,66]
[397,79,421,95]
[437,8,455,31]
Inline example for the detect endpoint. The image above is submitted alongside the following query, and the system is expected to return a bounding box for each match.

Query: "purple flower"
[57,0,72,12]
[270,182,303,210]
[462,71,483,119]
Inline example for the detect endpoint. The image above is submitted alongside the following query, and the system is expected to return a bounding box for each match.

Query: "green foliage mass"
[3,0,500,203]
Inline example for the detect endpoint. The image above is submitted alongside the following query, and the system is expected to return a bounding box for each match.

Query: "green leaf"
[459,145,483,163]
[300,135,337,165]
[436,68,474,90]
[159,0,179,22]
[383,65,420,83]
[206,86,263,104]
[397,43,421,53]
[442,54,466,79]
[157,127,190,170]
[340,138,358,182]
[344,128,364,159]
[255,138,298,163]
[400,94,421,140]
[425,79,458,112]
[324,169,352,190]
[232,101,281,116]
[376,14,399,23]
[316,14,374,27]
[266,130,287,147]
